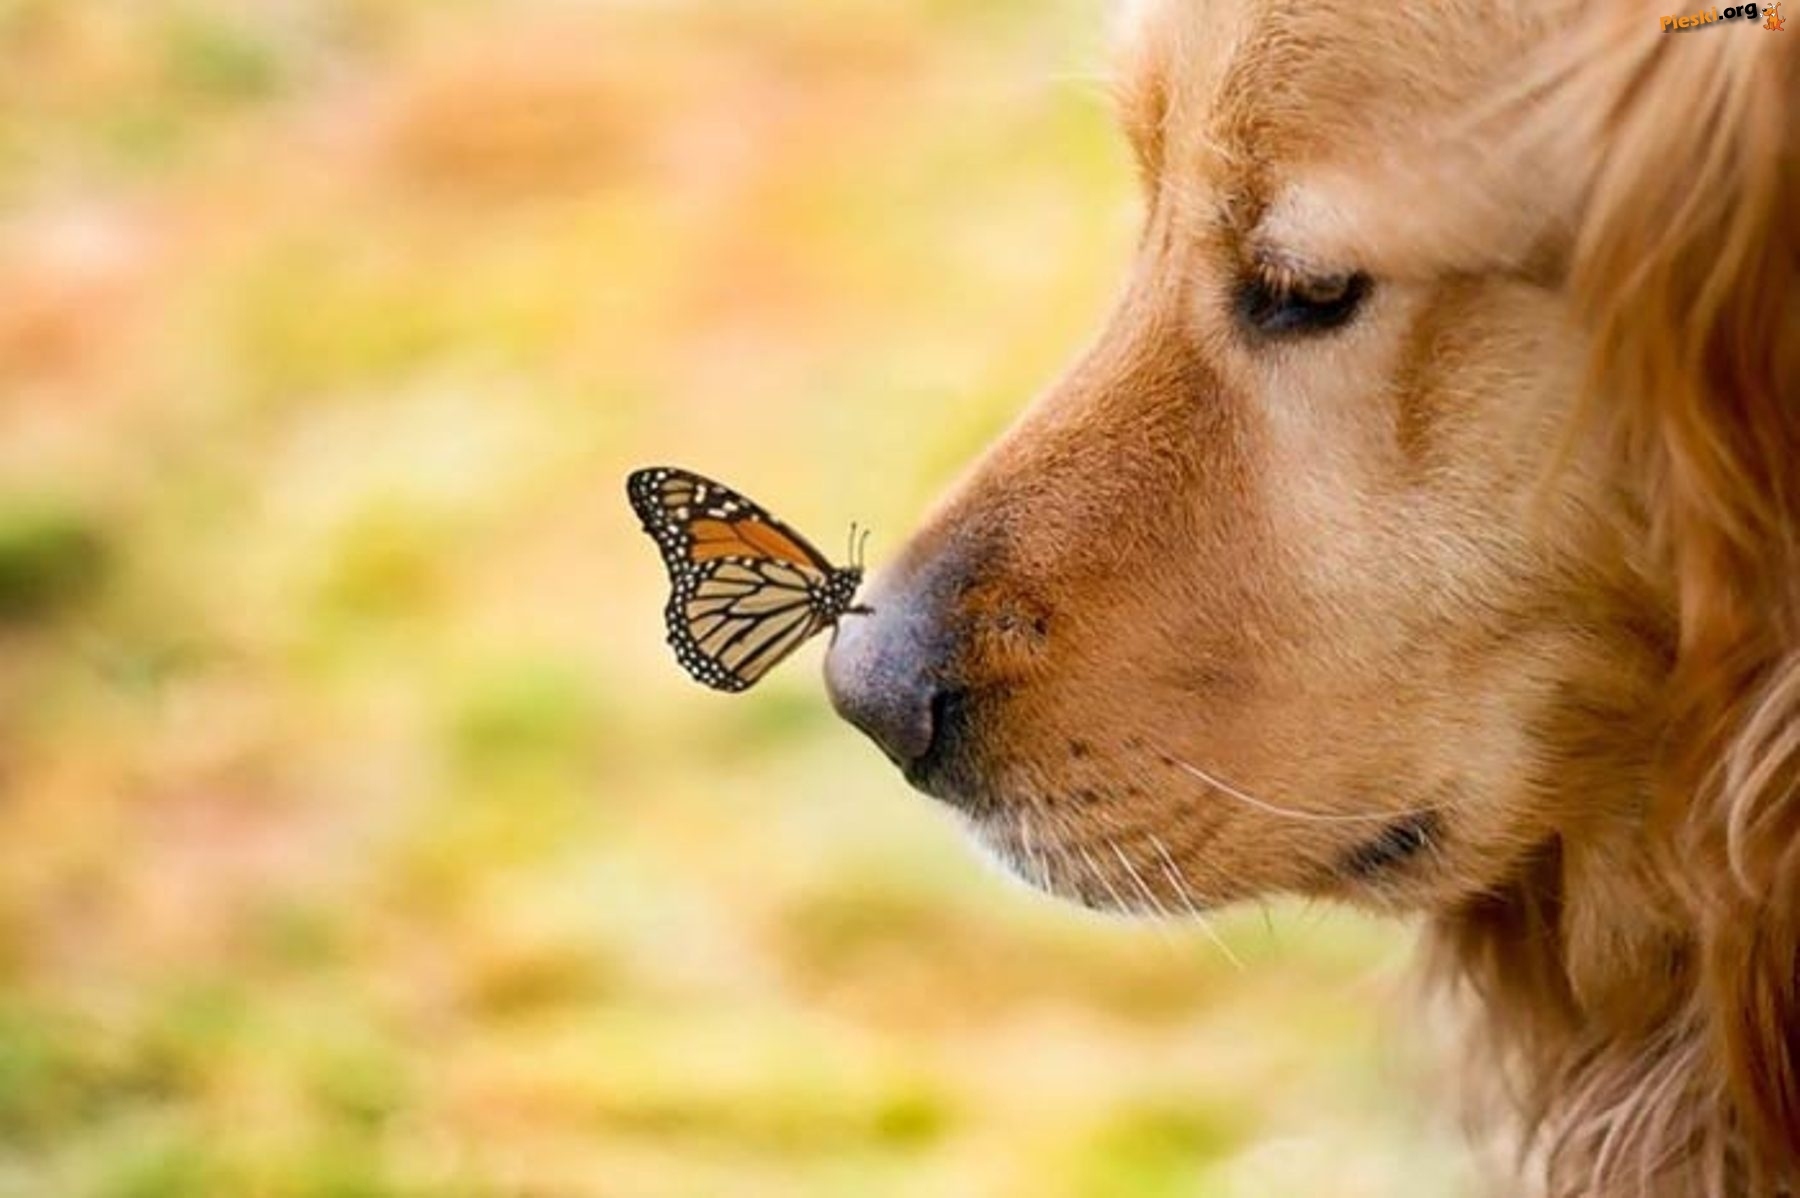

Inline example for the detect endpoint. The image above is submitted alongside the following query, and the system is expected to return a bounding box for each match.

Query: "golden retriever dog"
[825,2,1798,1194]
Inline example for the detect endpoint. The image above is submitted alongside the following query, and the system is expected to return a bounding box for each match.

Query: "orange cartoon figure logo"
[1768,2,1786,28]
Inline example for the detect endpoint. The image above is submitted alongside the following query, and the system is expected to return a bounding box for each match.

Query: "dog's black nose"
[825,564,965,785]
[826,595,941,767]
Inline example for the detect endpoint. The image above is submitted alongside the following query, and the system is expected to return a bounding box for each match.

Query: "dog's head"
[831,3,1800,1188]
[830,0,1670,916]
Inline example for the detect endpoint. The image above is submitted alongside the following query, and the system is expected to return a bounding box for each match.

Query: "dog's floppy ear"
[1569,20,1799,1178]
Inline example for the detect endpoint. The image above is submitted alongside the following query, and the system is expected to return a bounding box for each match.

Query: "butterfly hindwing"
[668,558,822,692]
[627,466,865,692]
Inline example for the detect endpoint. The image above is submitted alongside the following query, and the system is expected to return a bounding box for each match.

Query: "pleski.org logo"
[1660,3,1785,29]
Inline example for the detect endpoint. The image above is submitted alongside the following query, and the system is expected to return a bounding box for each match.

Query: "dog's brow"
[1247,236,1334,283]
[1248,186,1361,281]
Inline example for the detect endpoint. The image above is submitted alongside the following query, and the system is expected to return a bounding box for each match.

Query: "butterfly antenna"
[857,526,872,570]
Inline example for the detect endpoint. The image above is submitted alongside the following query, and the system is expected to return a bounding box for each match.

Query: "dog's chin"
[955,808,1213,919]
[958,810,1068,898]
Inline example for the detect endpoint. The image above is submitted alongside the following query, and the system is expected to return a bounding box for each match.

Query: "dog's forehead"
[1113,0,1564,276]
[1117,0,1517,150]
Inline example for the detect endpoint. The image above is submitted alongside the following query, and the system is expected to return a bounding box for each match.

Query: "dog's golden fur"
[845,2,1798,1193]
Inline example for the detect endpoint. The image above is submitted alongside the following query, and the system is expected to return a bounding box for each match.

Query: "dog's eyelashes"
[1236,269,1372,339]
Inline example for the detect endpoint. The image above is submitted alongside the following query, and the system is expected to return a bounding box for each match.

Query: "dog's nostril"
[912,686,966,779]
[933,686,970,741]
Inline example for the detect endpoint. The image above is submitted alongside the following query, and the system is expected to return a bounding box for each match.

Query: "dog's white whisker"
[1013,809,1032,882]
[1146,836,1197,920]
[1076,843,1131,915]
[1107,838,1186,957]
[1149,834,1243,972]
[1110,839,1178,942]
[1109,840,1169,920]
[1051,839,1075,898]
[1018,808,1050,891]
[1169,754,1445,826]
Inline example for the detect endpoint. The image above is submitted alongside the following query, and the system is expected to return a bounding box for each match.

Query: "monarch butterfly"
[627,466,871,692]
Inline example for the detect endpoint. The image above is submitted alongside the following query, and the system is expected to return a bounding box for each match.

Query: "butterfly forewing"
[627,466,864,692]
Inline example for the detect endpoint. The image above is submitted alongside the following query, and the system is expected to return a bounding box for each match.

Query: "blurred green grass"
[0,2,1471,1195]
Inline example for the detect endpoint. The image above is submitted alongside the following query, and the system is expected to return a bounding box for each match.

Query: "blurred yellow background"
[0,2,1470,1195]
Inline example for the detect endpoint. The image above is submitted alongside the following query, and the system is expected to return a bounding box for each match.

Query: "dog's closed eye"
[1236,268,1371,339]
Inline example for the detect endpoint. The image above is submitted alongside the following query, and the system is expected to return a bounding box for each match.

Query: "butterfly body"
[627,467,869,692]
